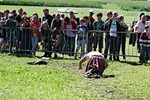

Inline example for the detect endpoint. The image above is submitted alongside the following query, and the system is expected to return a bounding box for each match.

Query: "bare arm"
[79,56,87,69]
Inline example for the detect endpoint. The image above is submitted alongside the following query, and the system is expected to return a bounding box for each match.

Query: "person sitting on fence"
[79,51,108,78]
[41,21,52,58]
[139,25,150,64]
[74,19,89,59]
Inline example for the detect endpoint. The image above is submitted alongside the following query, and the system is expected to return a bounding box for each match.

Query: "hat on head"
[145,25,149,29]
[8,14,13,18]
[89,9,94,13]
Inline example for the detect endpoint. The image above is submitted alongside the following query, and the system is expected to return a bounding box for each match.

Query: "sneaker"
[123,59,126,62]
[68,56,71,59]
[60,54,64,58]
[7,52,12,55]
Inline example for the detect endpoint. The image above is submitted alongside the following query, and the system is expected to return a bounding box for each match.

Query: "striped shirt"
[139,31,150,47]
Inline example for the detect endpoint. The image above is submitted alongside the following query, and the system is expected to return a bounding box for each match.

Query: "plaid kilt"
[85,55,107,75]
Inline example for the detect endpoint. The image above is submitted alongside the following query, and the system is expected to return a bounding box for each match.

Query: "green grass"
[2,0,150,11]
[1,5,150,25]
[0,4,150,100]
[0,53,150,100]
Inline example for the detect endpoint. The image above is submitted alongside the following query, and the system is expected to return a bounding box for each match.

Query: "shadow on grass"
[102,74,115,78]
[119,61,142,66]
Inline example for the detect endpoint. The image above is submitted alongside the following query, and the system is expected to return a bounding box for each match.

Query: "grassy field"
[0,53,150,100]
[1,4,150,25]
[0,3,150,100]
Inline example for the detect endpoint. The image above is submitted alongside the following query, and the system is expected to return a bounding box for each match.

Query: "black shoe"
[113,57,116,61]
[109,56,112,61]
[42,54,47,57]
[54,55,58,59]
[138,60,143,64]
[116,57,120,61]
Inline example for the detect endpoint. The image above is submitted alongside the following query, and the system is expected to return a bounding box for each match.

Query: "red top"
[30,21,40,38]
[89,16,95,24]
[63,19,77,35]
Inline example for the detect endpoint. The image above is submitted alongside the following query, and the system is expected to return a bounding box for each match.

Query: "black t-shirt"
[15,15,22,23]
[42,14,53,27]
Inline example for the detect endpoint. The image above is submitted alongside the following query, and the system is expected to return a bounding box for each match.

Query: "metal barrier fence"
[0,26,140,59]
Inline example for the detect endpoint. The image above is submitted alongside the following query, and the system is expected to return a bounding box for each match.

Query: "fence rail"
[0,26,140,59]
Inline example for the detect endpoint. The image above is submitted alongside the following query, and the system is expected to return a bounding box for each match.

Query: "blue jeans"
[139,46,150,61]
[110,36,117,59]
[62,35,75,56]
[116,34,126,59]
[31,36,39,56]
[104,34,110,59]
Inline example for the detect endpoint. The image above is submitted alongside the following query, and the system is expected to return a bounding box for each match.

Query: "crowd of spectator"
[0,8,150,64]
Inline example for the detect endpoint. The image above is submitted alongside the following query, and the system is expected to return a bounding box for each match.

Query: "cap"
[89,9,94,13]
[8,14,13,18]
[145,25,149,29]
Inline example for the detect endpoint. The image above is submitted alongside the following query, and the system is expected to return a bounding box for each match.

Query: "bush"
[116,1,150,12]
[1,1,103,9]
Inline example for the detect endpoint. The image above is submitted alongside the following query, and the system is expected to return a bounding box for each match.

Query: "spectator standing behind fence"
[139,25,150,64]
[105,11,119,61]
[5,14,17,55]
[42,9,54,57]
[41,21,52,58]
[74,19,89,59]
[15,8,24,54]
[3,10,10,21]
[62,17,77,58]
[20,15,31,55]
[51,14,63,58]
[134,15,150,53]
[83,16,92,53]
[104,11,113,60]
[116,15,128,61]
[93,12,105,53]
[88,10,95,52]
[30,15,40,56]
[0,20,4,53]
[129,13,145,47]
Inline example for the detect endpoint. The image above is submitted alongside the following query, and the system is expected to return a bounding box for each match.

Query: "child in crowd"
[74,19,89,59]
[41,21,52,58]
[139,25,150,64]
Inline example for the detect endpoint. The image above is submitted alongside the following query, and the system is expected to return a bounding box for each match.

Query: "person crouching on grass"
[74,19,89,59]
[139,25,150,64]
[79,51,108,78]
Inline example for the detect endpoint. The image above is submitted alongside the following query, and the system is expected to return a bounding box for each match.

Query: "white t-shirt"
[66,25,75,37]
[109,20,117,37]
[84,51,104,60]
[134,21,150,33]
